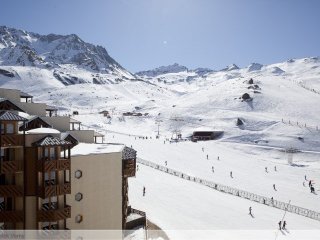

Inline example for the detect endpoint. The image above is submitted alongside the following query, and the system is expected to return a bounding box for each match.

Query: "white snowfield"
[1,56,320,239]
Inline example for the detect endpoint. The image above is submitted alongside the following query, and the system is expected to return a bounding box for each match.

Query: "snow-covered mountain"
[0,26,134,85]
[1,27,320,237]
[136,63,189,77]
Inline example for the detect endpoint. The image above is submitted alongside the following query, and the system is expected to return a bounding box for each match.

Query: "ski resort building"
[192,130,224,141]
[0,87,142,231]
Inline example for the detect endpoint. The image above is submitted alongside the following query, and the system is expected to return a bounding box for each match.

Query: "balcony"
[0,160,22,174]
[37,205,71,222]
[0,134,24,147]
[0,185,23,197]
[38,183,71,198]
[0,210,24,222]
[125,206,146,230]
[123,159,136,178]
[38,159,70,172]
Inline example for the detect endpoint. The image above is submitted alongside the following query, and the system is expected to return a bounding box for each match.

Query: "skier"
[305,175,307,181]
[273,184,277,191]
[265,167,268,173]
[202,147,204,152]
[165,161,167,166]
[137,165,139,171]
[212,166,214,173]
[217,156,220,160]
[278,221,282,230]
[274,166,277,171]
[164,140,165,144]
[230,171,233,178]
[143,186,146,196]
[249,206,252,215]
[282,221,286,230]
[303,181,305,187]
[310,185,315,193]
[309,180,312,187]
[206,154,208,160]
[271,197,274,204]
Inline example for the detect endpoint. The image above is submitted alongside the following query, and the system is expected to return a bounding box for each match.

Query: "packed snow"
[1,53,320,239]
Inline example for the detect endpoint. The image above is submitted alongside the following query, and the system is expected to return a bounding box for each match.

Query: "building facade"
[0,87,140,231]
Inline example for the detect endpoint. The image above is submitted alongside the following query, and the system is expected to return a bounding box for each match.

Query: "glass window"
[75,170,82,179]
[44,148,49,158]
[75,193,83,201]
[75,214,83,223]
[6,123,14,134]
[50,147,56,159]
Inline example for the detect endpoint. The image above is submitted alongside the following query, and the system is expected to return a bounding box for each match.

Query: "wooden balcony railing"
[38,159,70,172]
[37,205,71,222]
[123,159,136,178]
[0,185,23,197]
[0,210,24,222]
[38,183,71,198]
[1,134,24,147]
[0,160,22,174]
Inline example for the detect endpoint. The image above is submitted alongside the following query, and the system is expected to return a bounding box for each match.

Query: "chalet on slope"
[192,130,224,141]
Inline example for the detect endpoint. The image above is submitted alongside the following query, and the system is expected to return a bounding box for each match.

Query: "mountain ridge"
[0,25,134,85]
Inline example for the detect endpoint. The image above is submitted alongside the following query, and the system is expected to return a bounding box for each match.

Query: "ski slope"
[1,56,320,239]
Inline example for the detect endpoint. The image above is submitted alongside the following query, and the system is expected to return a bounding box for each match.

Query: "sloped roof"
[20,91,33,98]
[0,111,27,121]
[94,131,104,137]
[122,146,137,160]
[32,135,72,147]
[0,98,25,112]
[61,132,79,144]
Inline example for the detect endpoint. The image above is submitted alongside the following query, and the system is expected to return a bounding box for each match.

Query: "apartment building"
[0,88,142,232]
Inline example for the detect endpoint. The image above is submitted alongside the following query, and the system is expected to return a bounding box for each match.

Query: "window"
[50,147,56,159]
[75,170,82,179]
[44,171,56,185]
[42,197,57,210]
[75,193,83,202]
[6,123,14,134]
[75,214,83,223]
[42,222,50,230]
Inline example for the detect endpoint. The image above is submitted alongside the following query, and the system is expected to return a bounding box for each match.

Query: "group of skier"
[278,220,287,230]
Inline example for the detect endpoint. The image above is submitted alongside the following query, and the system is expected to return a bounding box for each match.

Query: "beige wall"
[18,102,47,117]
[67,130,94,143]
[42,116,71,132]
[0,88,21,102]
[66,152,123,230]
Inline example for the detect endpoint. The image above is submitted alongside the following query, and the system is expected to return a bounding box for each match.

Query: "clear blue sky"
[1,0,320,72]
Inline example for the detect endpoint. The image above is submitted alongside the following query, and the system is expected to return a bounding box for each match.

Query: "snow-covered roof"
[94,131,104,137]
[20,91,33,98]
[26,127,60,134]
[46,105,58,111]
[70,118,81,123]
[71,143,124,156]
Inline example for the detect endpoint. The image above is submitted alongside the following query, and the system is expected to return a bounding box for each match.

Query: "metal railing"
[137,158,320,222]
